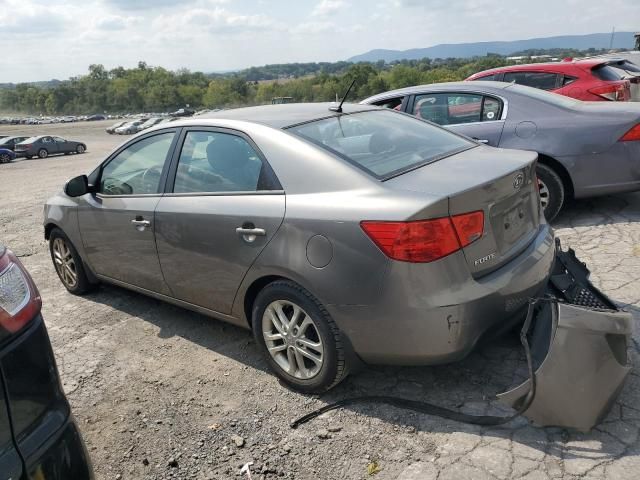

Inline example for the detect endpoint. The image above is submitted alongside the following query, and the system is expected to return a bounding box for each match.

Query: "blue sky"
[0,0,638,82]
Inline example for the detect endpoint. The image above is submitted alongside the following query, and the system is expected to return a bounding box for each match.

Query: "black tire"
[536,163,564,222]
[0,153,11,164]
[49,228,96,295]
[38,148,48,159]
[252,281,350,393]
[76,144,85,154]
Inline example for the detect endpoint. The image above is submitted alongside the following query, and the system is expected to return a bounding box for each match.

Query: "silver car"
[44,103,554,392]
[362,82,640,221]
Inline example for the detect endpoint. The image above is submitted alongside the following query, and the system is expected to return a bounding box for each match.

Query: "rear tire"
[38,148,48,159]
[49,228,96,295]
[536,163,564,222]
[0,153,11,163]
[252,281,350,393]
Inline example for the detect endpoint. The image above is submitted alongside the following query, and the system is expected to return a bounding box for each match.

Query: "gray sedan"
[362,82,640,221]
[44,103,554,392]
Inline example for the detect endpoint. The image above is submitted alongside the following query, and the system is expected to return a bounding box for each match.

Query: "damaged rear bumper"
[497,239,633,432]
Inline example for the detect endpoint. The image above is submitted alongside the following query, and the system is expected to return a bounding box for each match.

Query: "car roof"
[468,59,607,78]
[198,102,378,128]
[361,81,511,103]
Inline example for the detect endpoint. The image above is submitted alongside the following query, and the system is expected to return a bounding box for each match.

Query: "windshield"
[505,83,580,108]
[287,110,474,179]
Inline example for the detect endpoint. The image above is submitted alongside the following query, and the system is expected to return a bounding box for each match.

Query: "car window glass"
[99,132,174,195]
[482,96,502,121]
[475,74,498,81]
[591,65,624,81]
[173,131,271,193]
[413,93,482,125]
[372,97,404,110]
[41,137,51,143]
[503,71,558,90]
[54,137,65,143]
[562,75,578,86]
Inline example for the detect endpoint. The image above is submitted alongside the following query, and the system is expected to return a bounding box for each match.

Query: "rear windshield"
[592,65,624,81]
[287,110,474,179]
[21,137,38,144]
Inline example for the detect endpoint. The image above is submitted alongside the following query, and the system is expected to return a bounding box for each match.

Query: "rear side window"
[413,93,503,125]
[503,71,559,90]
[591,65,624,81]
[562,75,578,86]
[288,110,474,179]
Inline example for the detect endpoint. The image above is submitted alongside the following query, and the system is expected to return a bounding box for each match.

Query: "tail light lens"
[620,124,640,142]
[588,84,629,101]
[0,248,41,334]
[361,211,484,263]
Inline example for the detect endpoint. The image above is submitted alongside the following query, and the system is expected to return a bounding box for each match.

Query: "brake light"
[588,84,628,101]
[361,211,484,263]
[620,124,640,142]
[0,248,41,334]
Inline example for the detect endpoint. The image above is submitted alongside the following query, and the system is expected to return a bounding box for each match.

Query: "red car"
[467,59,631,101]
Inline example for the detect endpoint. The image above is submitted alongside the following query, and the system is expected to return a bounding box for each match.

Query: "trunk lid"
[385,145,540,276]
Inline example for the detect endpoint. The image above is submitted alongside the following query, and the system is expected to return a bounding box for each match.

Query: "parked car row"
[106,116,176,135]
[0,134,86,162]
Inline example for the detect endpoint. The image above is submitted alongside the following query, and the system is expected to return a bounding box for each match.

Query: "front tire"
[38,148,48,159]
[252,281,350,393]
[0,153,11,163]
[49,228,96,295]
[536,163,564,222]
[76,144,85,154]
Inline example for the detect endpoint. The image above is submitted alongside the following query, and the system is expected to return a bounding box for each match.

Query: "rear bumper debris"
[497,239,633,432]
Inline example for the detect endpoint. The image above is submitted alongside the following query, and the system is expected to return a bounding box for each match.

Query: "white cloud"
[311,0,346,17]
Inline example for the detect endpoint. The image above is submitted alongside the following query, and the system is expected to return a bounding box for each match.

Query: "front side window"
[99,132,175,195]
[173,131,277,193]
[372,96,405,111]
[288,110,474,179]
[503,71,559,90]
[54,137,66,143]
[413,93,502,125]
[474,73,499,81]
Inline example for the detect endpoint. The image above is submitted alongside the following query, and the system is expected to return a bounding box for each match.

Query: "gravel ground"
[1,120,639,480]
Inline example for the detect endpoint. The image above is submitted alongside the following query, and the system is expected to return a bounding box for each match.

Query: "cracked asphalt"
[0,120,638,479]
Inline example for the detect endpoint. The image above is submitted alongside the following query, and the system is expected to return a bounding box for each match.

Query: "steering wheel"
[140,166,163,192]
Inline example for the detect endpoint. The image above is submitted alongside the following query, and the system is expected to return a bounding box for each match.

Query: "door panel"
[78,130,178,293]
[447,122,505,147]
[78,196,169,293]
[155,194,285,313]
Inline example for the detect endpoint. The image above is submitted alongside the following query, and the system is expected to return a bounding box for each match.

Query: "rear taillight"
[0,248,41,334]
[361,211,484,263]
[620,124,640,142]
[16,144,30,149]
[588,83,629,101]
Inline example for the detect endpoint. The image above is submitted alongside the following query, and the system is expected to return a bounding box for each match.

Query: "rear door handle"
[131,219,151,226]
[236,227,266,236]
[474,138,490,144]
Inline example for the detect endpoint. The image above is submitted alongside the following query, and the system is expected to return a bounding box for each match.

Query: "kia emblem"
[513,173,524,189]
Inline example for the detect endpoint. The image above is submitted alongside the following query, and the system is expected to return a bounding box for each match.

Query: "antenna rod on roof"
[329,78,356,113]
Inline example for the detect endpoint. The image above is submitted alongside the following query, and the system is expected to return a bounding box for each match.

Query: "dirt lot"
[1,120,639,480]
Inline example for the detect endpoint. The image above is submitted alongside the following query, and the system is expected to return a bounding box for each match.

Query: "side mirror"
[64,175,90,197]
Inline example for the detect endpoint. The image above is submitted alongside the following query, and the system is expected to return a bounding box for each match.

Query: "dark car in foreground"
[0,148,16,164]
[44,103,554,393]
[467,58,632,102]
[0,246,93,479]
[362,81,640,221]
[15,136,86,159]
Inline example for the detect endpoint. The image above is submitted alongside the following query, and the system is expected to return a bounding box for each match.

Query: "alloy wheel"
[538,178,550,209]
[77,145,85,154]
[52,237,78,288]
[262,300,324,380]
[0,153,10,163]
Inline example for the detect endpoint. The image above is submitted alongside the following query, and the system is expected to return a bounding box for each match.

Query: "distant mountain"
[348,32,637,63]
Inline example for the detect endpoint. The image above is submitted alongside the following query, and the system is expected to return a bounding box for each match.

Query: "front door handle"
[131,217,151,231]
[474,138,490,144]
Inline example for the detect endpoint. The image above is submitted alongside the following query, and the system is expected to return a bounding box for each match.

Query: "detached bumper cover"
[498,239,633,432]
